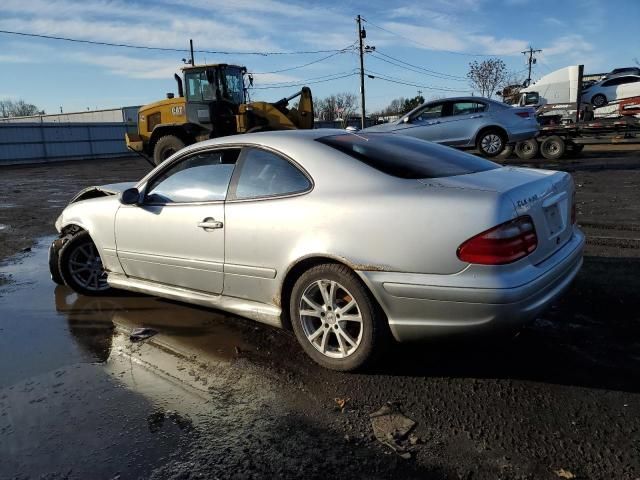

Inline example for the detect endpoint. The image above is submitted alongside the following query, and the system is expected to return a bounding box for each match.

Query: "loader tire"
[153,135,185,166]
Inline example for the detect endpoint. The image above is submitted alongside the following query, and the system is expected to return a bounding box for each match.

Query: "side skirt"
[107,272,283,328]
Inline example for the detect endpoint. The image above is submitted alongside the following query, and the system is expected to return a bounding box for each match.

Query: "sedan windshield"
[316,133,499,179]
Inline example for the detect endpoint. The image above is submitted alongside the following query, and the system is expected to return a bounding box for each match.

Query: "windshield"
[316,134,499,179]
[185,71,215,102]
[222,67,245,104]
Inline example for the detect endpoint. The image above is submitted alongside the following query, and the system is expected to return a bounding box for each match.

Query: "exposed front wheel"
[477,130,506,157]
[290,264,387,371]
[58,231,112,296]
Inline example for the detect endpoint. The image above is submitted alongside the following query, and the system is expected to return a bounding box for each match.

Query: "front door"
[115,148,240,294]
[398,102,447,142]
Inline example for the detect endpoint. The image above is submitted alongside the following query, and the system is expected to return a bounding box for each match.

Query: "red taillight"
[571,190,576,224]
[515,111,530,118]
[457,216,538,265]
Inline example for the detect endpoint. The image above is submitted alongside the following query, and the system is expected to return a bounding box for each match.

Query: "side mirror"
[120,187,141,205]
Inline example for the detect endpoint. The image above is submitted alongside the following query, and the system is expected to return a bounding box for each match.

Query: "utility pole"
[522,46,542,86]
[357,15,366,129]
[190,39,195,66]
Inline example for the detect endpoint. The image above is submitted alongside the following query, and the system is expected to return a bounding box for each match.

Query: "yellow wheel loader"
[126,64,314,165]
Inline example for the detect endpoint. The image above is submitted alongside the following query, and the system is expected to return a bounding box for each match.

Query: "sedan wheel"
[477,130,505,157]
[58,231,112,296]
[299,279,363,359]
[591,94,607,108]
[290,264,386,371]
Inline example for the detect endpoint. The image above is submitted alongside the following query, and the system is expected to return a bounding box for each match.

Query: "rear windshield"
[316,133,499,179]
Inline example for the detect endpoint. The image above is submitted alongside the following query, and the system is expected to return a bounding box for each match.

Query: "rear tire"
[290,264,387,371]
[540,136,566,160]
[153,135,185,166]
[58,231,112,296]
[514,139,539,160]
[476,129,506,157]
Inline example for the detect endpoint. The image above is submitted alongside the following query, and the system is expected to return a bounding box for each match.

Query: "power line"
[249,46,356,74]
[249,72,358,89]
[365,70,469,93]
[361,18,521,57]
[370,50,467,81]
[254,69,358,86]
[0,29,350,56]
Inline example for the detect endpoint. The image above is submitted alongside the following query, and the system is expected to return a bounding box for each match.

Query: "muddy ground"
[1,146,639,479]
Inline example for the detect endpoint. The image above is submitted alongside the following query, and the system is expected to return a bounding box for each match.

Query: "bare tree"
[314,93,358,126]
[467,58,507,98]
[0,99,43,118]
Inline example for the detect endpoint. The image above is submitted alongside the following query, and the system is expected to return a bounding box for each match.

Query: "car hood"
[68,182,135,204]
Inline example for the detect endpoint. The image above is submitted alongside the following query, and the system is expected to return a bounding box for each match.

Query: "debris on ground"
[369,402,417,457]
[334,397,350,412]
[129,327,158,342]
[554,468,576,479]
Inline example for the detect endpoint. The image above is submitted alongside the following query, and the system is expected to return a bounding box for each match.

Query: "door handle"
[197,217,223,229]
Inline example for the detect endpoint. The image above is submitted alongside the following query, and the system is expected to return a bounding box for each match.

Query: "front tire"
[58,231,112,296]
[477,129,506,157]
[153,135,185,166]
[290,264,386,371]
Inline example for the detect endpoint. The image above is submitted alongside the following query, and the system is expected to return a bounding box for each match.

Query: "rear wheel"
[153,135,185,166]
[514,139,539,160]
[540,136,566,160]
[58,231,112,296]
[290,264,387,371]
[476,129,506,157]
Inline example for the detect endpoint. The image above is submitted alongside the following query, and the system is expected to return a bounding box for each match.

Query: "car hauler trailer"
[507,65,640,160]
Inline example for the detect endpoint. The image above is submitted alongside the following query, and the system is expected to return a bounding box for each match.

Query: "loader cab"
[182,64,247,137]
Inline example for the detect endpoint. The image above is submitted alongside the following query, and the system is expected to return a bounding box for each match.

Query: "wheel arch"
[278,254,389,331]
[475,124,508,145]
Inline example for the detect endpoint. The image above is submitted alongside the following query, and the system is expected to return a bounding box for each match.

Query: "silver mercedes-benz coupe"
[50,129,584,370]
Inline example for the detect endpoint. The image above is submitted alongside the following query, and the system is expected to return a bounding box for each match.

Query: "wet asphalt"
[1,149,640,479]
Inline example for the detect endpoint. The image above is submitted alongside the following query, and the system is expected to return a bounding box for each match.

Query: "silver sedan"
[365,96,538,157]
[51,130,584,371]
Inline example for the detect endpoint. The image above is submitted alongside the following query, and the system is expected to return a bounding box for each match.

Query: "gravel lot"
[1,146,639,479]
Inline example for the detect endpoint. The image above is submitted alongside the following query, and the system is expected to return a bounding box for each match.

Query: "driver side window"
[145,149,240,204]
[414,103,444,122]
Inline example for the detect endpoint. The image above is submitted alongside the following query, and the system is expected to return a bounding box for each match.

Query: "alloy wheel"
[68,241,109,292]
[299,279,363,359]
[481,134,502,154]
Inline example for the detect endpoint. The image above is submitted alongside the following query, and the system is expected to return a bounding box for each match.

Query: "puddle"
[0,203,17,209]
[0,237,288,479]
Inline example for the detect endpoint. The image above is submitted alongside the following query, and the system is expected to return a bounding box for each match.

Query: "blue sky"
[0,0,638,115]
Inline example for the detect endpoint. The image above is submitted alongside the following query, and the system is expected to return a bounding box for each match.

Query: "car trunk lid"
[419,167,574,265]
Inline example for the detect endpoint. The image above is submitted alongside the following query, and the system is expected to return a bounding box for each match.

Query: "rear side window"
[233,148,311,199]
[316,134,498,179]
